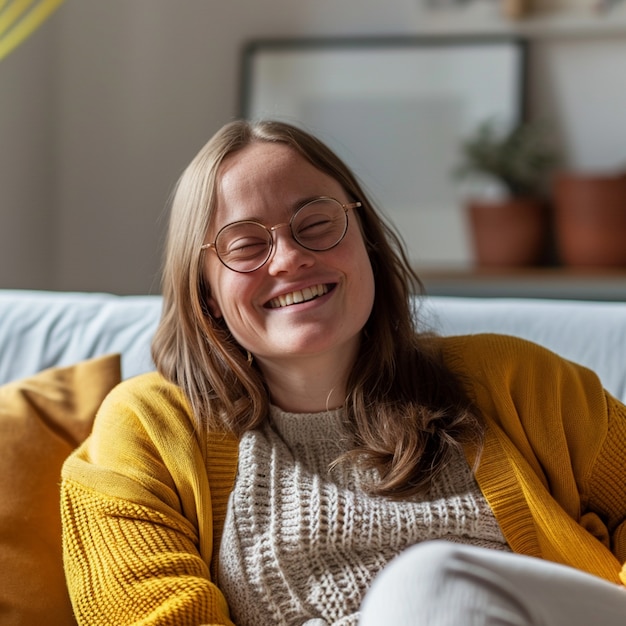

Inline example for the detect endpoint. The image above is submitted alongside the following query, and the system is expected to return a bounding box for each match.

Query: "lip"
[264,282,337,309]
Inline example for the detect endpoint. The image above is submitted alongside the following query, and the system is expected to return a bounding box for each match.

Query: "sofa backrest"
[1,290,625,402]
[0,290,162,384]
[420,296,626,402]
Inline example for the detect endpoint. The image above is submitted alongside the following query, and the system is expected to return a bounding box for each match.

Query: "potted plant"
[455,118,559,267]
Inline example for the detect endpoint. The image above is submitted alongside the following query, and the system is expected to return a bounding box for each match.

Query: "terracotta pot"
[467,198,546,267]
[502,0,531,20]
[553,172,626,267]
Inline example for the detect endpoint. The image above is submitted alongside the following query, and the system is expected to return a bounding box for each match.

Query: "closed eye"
[296,215,337,239]
[223,238,268,259]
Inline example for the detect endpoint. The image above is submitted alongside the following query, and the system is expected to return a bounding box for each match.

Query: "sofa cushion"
[0,354,121,626]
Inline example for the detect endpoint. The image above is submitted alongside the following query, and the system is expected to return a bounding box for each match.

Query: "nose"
[266,225,315,274]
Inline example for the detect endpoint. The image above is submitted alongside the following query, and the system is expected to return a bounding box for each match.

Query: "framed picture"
[241,36,526,268]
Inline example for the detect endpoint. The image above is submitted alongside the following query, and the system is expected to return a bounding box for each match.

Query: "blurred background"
[1,0,626,296]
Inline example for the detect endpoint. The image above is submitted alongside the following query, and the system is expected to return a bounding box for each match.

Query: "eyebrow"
[220,195,335,228]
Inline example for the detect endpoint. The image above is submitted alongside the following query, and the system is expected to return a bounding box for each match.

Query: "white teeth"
[269,283,328,309]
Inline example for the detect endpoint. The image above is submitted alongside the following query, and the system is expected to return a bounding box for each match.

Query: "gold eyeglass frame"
[200,196,362,273]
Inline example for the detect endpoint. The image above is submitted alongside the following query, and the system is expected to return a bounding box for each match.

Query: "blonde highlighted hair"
[152,119,480,497]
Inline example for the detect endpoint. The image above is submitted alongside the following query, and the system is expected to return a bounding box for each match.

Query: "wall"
[0,0,625,293]
[530,36,626,171]
[0,20,56,290]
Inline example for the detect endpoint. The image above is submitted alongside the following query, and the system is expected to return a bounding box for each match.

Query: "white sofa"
[1,288,625,400]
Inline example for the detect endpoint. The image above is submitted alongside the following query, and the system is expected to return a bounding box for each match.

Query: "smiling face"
[202,141,375,374]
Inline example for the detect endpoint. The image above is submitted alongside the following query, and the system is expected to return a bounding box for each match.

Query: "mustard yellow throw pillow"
[0,354,121,626]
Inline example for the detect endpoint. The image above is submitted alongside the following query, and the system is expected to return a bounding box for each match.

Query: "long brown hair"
[152,119,481,498]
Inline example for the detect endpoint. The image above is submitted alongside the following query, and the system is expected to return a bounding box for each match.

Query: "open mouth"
[267,283,332,309]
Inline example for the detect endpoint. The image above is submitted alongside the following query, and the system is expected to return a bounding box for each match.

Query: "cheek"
[358,254,376,313]
[349,230,375,278]
[339,233,375,315]
[203,263,257,323]
[355,237,376,302]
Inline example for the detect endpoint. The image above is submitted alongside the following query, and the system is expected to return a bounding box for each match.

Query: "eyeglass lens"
[215,198,349,272]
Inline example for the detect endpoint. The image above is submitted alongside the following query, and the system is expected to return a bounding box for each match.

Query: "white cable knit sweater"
[217,406,509,626]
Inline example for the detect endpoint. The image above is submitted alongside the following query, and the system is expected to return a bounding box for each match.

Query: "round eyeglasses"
[201,196,362,273]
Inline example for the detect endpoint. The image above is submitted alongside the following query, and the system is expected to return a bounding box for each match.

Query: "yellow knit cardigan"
[61,334,626,625]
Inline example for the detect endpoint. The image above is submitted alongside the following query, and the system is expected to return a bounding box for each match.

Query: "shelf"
[411,6,626,39]
[417,267,626,301]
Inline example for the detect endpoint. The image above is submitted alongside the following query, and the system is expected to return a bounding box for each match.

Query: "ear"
[205,294,223,319]
[200,275,223,319]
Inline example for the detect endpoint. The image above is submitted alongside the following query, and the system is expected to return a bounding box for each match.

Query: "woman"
[61,120,626,625]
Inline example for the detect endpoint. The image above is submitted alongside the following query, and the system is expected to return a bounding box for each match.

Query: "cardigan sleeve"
[584,392,626,585]
[441,333,626,584]
[61,373,236,626]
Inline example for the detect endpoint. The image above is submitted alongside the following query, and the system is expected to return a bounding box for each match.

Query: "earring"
[247,350,254,366]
